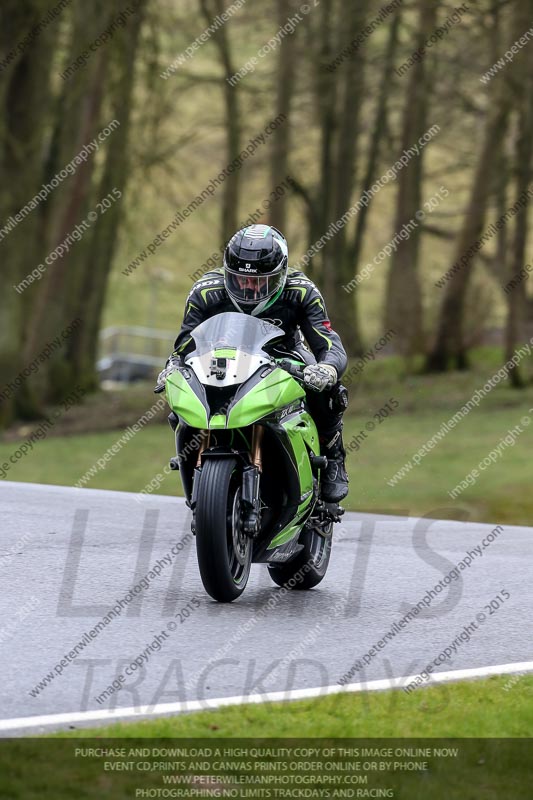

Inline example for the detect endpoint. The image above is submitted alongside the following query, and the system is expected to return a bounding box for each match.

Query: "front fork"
[241,425,263,535]
[241,464,261,535]
[189,425,263,537]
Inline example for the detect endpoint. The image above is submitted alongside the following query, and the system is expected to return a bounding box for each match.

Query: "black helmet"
[223,224,289,316]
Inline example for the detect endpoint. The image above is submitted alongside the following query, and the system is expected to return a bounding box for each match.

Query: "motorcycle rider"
[157,224,349,503]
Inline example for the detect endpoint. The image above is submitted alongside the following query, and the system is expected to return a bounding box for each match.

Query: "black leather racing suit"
[173,267,349,444]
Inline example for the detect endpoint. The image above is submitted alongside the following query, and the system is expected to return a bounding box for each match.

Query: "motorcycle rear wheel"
[195,458,251,602]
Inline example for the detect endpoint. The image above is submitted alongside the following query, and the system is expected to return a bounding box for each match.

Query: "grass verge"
[0,676,531,799]
[1,405,532,525]
[52,673,533,738]
[1,348,532,524]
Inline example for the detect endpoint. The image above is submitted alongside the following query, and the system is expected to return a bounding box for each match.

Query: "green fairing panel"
[282,410,318,492]
[227,368,305,428]
[264,411,318,549]
[213,348,237,359]
[265,411,317,549]
[267,493,314,549]
[165,372,208,428]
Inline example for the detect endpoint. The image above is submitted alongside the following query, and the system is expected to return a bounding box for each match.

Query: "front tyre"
[268,522,332,590]
[195,457,251,602]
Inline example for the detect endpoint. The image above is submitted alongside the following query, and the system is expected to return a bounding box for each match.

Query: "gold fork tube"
[251,425,264,472]
[196,430,210,467]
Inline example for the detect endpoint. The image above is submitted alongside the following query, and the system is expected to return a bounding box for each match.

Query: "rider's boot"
[320,430,349,503]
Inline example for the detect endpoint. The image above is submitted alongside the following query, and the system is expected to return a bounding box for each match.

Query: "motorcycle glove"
[303,363,337,392]
[154,354,181,394]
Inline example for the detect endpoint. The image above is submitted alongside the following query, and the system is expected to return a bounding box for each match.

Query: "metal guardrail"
[97,326,175,383]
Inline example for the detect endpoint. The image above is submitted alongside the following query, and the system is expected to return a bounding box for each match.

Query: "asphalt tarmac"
[0,481,531,734]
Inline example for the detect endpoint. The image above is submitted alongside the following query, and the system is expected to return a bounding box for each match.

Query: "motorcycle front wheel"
[195,457,252,602]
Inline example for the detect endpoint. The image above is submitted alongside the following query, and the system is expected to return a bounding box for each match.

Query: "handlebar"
[277,359,306,382]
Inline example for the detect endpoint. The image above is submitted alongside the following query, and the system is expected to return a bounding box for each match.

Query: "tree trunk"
[199,0,241,243]
[0,0,57,424]
[68,1,148,389]
[269,0,297,231]
[312,0,337,281]
[20,0,111,410]
[384,0,436,356]
[349,7,401,271]
[425,0,531,372]
[319,0,370,355]
[505,34,533,387]
[425,100,510,371]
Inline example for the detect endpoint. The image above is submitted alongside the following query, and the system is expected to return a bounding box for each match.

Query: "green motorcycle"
[164,312,344,602]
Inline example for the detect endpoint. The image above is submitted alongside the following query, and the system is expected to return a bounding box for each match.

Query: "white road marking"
[2,660,532,733]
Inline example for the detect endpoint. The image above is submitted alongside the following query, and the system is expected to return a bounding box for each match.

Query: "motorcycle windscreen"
[185,312,283,387]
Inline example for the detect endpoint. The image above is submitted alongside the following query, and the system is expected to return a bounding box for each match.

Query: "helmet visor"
[225,267,285,308]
